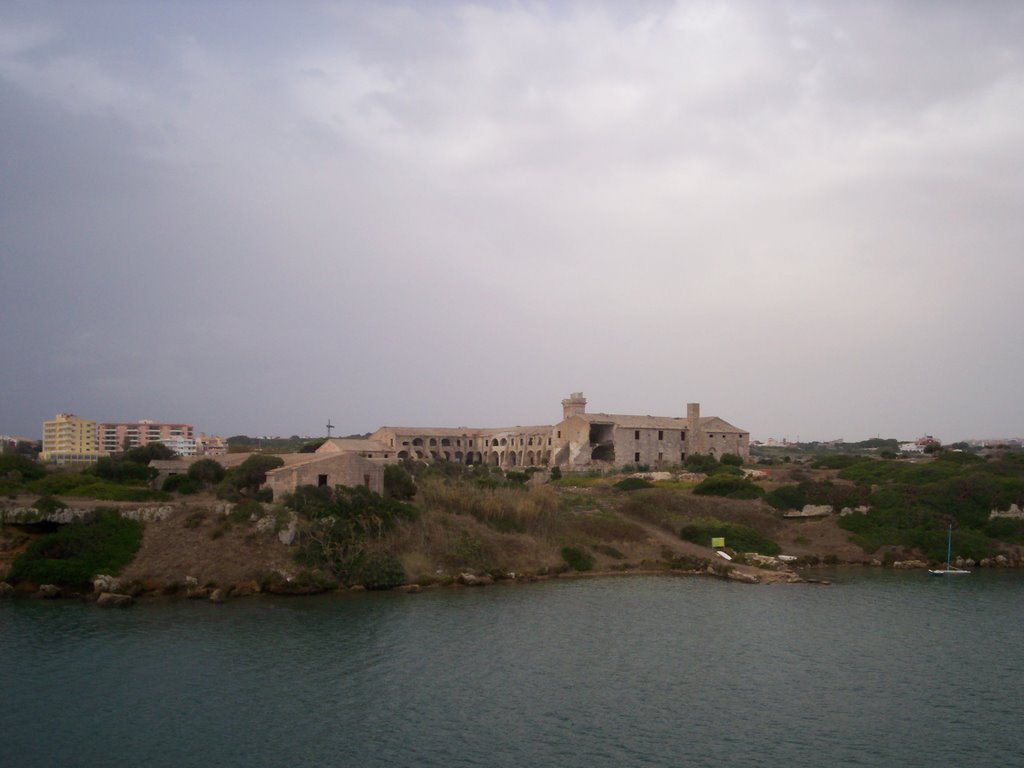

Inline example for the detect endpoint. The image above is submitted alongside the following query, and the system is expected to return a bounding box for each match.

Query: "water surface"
[4,570,1022,767]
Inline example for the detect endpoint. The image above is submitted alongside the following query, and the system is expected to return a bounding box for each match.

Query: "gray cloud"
[2,1,1023,443]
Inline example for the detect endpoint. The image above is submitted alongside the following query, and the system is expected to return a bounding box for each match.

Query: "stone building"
[264,451,386,498]
[366,393,748,472]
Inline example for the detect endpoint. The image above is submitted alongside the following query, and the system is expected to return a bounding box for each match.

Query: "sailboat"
[928,524,971,576]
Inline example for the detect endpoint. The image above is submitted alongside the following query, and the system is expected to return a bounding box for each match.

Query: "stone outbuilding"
[264,451,387,499]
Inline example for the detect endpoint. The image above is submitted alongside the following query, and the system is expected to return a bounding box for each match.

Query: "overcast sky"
[2,1,1023,443]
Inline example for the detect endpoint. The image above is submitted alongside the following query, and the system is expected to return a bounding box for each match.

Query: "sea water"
[3,570,1023,767]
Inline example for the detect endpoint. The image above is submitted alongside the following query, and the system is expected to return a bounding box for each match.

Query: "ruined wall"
[612,427,690,468]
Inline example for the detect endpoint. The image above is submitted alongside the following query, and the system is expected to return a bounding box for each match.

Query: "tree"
[684,453,719,474]
[233,454,284,492]
[720,453,743,466]
[187,458,226,485]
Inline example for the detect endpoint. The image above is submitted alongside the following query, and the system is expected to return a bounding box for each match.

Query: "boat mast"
[946,524,953,568]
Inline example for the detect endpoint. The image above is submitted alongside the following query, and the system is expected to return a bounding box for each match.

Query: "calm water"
[3,570,1024,767]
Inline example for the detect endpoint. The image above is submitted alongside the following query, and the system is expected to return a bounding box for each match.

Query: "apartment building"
[40,413,107,464]
[97,420,194,454]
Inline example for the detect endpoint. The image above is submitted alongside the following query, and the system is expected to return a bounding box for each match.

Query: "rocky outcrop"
[839,506,870,516]
[893,559,927,569]
[990,504,1024,520]
[784,505,832,518]
[36,584,61,598]
[96,592,134,608]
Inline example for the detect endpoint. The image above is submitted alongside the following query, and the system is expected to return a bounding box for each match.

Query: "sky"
[2,0,1023,443]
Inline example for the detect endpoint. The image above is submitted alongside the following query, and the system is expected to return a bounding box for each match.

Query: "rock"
[726,569,761,584]
[186,586,212,600]
[37,584,61,598]
[995,555,1009,566]
[348,584,366,592]
[870,559,883,567]
[93,574,120,593]
[458,572,493,586]
[277,514,297,546]
[784,505,833,518]
[184,576,199,589]
[893,560,927,569]
[0,582,14,598]
[229,580,260,597]
[96,592,134,608]
[402,584,422,594]
[965,558,976,567]
[209,588,226,603]
[980,558,993,567]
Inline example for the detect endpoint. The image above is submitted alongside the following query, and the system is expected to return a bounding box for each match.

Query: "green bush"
[679,519,781,555]
[33,495,68,514]
[89,457,152,483]
[549,466,562,480]
[0,454,46,482]
[764,484,806,511]
[7,510,144,586]
[162,474,201,494]
[719,453,743,466]
[810,455,865,470]
[344,551,406,590]
[188,459,226,485]
[230,499,263,522]
[613,477,655,491]
[233,454,285,493]
[561,546,595,572]
[384,464,417,500]
[64,482,169,502]
[684,454,719,474]
[692,475,764,499]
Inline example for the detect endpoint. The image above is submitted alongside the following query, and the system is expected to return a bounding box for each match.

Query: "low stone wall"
[0,506,175,525]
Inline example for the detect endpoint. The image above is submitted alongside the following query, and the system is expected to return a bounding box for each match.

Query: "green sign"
[711,537,725,548]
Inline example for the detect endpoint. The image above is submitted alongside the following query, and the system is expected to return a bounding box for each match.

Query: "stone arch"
[526,451,535,466]
[490,451,500,466]
[441,438,451,446]
[415,450,424,459]
[443,451,450,461]
[500,438,507,446]
[412,438,424,447]
[397,450,409,460]
[430,450,438,459]
[429,438,437,446]
[475,452,483,464]
[508,451,518,467]
[455,451,463,462]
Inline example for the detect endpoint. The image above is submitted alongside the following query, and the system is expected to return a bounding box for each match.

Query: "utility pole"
[326,420,334,438]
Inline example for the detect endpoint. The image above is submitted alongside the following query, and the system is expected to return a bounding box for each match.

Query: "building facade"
[365,393,749,472]
[40,413,106,464]
[97,420,194,455]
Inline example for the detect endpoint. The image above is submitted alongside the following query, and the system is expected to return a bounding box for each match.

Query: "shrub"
[719,453,743,466]
[384,464,417,500]
[0,454,46,482]
[764,484,806,511]
[162,474,201,494]
[592,544,625,559]
[549,466,562,480]
[561,546,595,572]
[692,475,764,499]
[231,499,263,522]
[684,454,719,474]
[613,477,655,491]
[89,457,152,483]
[7,510,144,586]
[33,495,68,514]
[344,551,406,590]
[679,519,781,555]
[810,455,865,470]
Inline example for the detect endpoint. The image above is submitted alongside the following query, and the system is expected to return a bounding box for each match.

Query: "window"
[634,452,641,462]
[658,430,663,440]
[634,430,640,440]
[658,452,663,461]
[317,474,328,487]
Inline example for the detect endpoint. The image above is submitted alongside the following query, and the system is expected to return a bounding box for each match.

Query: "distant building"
[40,413,107,464]
[97,420,194,454]
[194,433,227,456]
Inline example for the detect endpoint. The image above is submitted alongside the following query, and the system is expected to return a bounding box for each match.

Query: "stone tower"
[562,392,587,420]
[686,402,700,454]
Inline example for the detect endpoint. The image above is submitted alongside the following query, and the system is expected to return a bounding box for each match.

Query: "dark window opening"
[634,452,641,462]
[658,430,663,440]
[363,474,371,488]
[317,474,328,487]
[634,430,640,439]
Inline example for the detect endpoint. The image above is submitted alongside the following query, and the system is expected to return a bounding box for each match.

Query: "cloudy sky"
[2,1,1023,443]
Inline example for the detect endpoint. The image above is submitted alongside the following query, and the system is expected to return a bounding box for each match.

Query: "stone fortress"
[264,393,749,499]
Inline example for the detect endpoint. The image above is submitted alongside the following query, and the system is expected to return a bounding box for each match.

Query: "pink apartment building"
[98,420,194,454]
